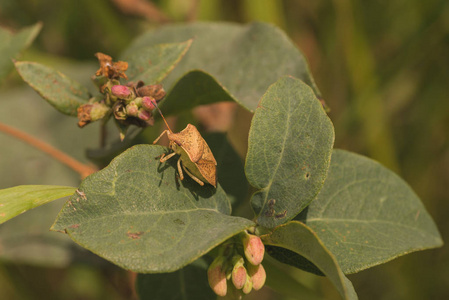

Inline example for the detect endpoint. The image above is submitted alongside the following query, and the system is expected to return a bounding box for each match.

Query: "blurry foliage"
[0,0,448,299]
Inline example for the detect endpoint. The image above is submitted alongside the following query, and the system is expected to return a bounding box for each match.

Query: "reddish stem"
[0,122,97,179]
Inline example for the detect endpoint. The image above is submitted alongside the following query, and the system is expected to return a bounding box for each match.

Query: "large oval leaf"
[0,23,41,81]
[0,185,76,224]
[15,61,90,116]
[159,70,235,116]
[246,76,334,228]
[124,40,192,84]
[262,221,358,300]
[51,145,254,273]
[296,149,443,274]
[123,22,319,112]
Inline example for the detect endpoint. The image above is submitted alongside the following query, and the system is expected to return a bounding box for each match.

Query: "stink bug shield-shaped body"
[153,124,217,187]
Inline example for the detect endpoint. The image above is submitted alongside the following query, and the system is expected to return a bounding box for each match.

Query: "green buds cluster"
[207,231,266,298]
[76,52,166,140]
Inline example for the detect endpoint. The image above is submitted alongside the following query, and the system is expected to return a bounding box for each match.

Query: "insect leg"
[160,152,177,163]
[153,130,169,144]
[181,164,205,186]
[177,158,184,180]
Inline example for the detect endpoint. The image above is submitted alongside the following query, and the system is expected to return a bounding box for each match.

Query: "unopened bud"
[231,255,247,290]
[111,85,135,100]
[126,102,139,117]
[142,96,156,111]
[247,263,266,291]
[242,274,253,294]
[138,109,151,121]
[136,84,166,100]
[77,102,110,127]
[207,257,227,297]
[241,232,265,266]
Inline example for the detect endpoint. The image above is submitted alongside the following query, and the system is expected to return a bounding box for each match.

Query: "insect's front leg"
[160,152,177,163]
[153,130,170,144]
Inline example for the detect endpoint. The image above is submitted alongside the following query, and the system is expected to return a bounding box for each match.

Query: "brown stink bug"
[152,102,217,187]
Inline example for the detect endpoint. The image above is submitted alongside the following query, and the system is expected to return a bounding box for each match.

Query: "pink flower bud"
[232,266,247,290]
[207,257,227,297]
[142,96,156,111]
[247,263,266,291]
[111,85,134,100]
[138,109,151,121]
[231,255,247,290]
[242,233,265,266]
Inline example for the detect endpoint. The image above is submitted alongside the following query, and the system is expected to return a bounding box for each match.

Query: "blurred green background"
[0,0,448,299]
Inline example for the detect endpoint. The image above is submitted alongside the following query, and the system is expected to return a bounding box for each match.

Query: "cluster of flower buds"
[207,231,266,299]
[76,52,166,140]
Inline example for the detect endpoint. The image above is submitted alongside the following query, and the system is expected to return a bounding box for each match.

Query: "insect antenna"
[151,99,173,133]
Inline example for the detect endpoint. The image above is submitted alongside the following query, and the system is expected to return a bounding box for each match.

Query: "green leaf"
[266,245,324,276]
[124,40,193,84]
[124,22,319,112]
[51,145,254,273]
[0,23,41,81]
[160,70,235,116]
[15,61,91,116]
[136,257,215,300]
[296,149,443,274]
[245,76,334,228]
[0,185,76,224]
[262,221,358,300]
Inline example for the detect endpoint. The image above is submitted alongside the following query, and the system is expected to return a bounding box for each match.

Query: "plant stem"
[0,122,97,179]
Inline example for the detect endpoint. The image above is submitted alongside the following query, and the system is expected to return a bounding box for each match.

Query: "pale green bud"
[242,274,253,294]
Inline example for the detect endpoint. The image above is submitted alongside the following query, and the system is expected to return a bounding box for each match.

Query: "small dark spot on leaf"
[264,208,275,217]
[275,210,287,219]
[173,218,185,225]
[127,231,144,239]
[305,172,311,179]
[69,224,80,229]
